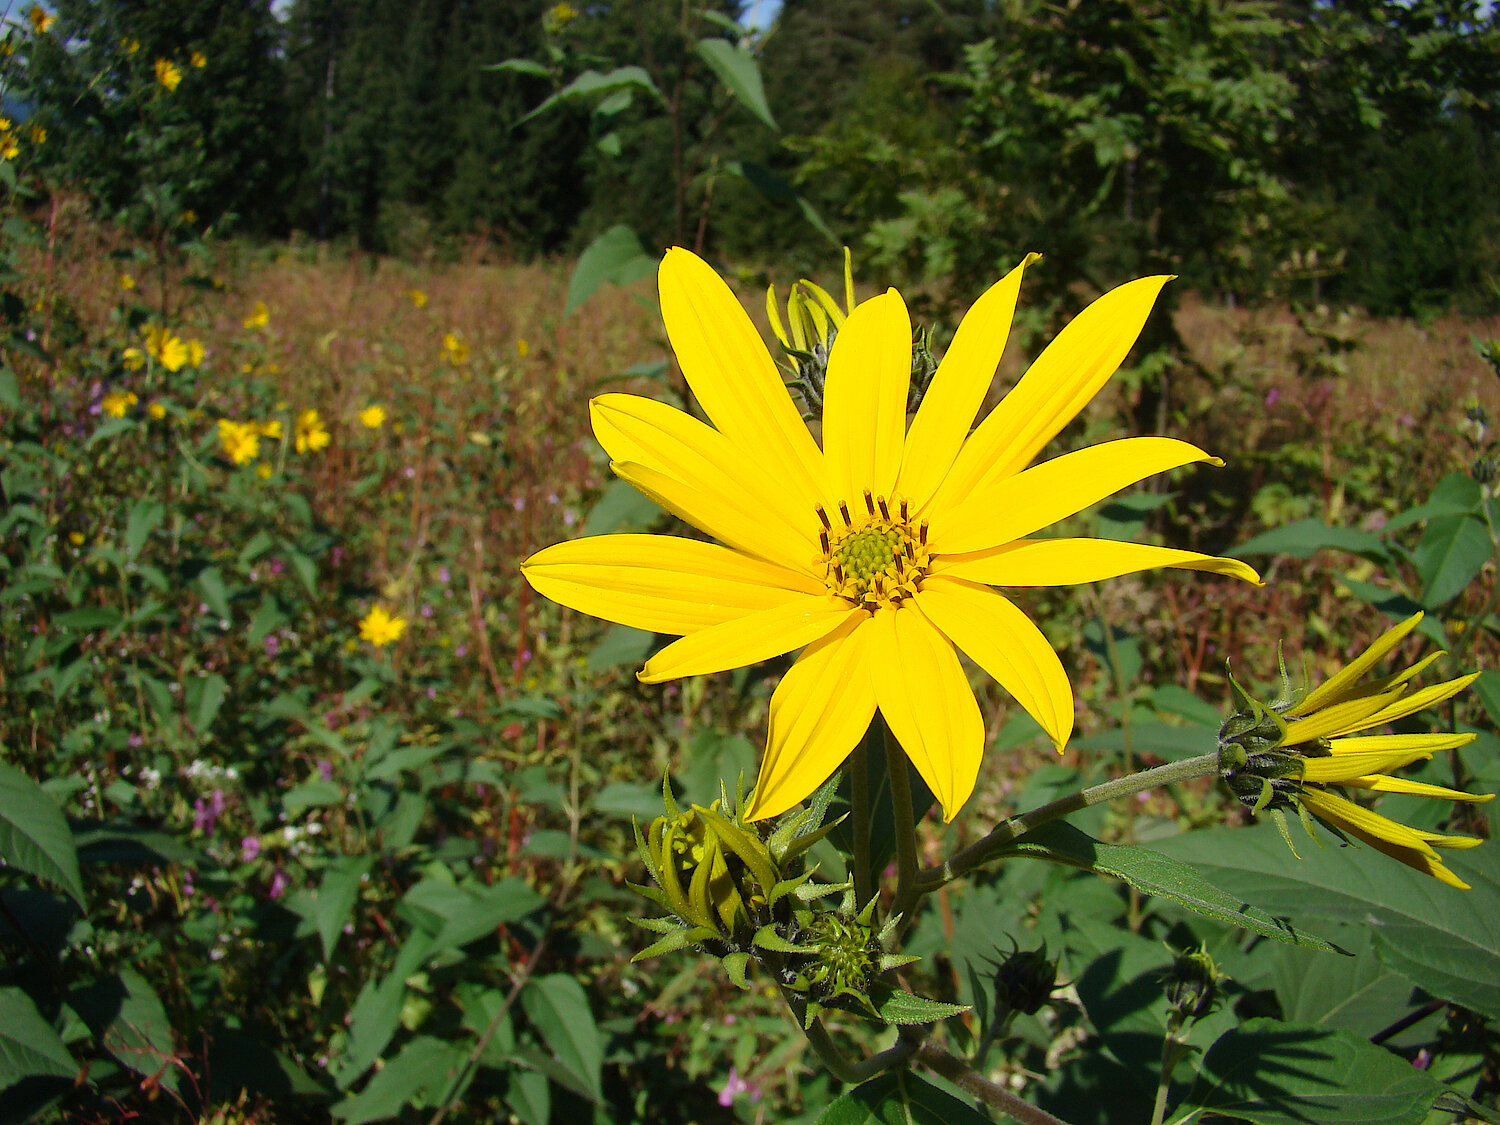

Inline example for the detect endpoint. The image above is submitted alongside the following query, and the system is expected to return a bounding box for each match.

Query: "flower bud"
[1164,946,1219,1025]
[991,942,1059,1018]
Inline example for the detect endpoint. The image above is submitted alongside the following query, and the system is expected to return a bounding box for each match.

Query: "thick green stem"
[919,753,1221,891]
[915,1042,1076,1125]
[850,738,873,912]
[802,1019,919,1084]
[883,720,920,927]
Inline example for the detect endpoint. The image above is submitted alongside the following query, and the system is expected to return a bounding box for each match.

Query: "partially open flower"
[1220,612,1491,889]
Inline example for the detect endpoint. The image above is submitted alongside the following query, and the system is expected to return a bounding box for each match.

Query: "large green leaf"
[1230,518,1388,560]
[1412,514,1490,608]
[1384,473,1481,533]
[581,477,664,536]
[1266,926,1417,1037]
[816,1070,993,1125]
[520,974,601,1102]
[69,970,178,1090]
[1006,823,1339,951]
[313,855,372,962]
[1173,1018,1446,1125]
[330,1036,470,1123]
[1152,825,1500,1018]
[397,876,542,957]
[564,225,657,316]
[695,38,777,130]
[0,760,84,908]
[0,988,76,1087]
[517,66,663,128]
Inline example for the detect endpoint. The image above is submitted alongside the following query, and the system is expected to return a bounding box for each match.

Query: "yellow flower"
[517,338,531,358]
[186,339,206,367]
[147,402,167,420]
[442,332,470,365]
[256,418,283,440]
[358,606,407,647]
[29,123,46,145]
[189,50,206,68]
[122,347,146,371]
[0,135,18,161]
[407,288,427,308]
[522,249,1259,823]
[143,325,189,372]
[217,419,260,465]
[181,209,197,224]
[122,36,140,54]
[119,273,136,290]
[1221,612,1491,889]
[294,409,330,454]
[545,2,579,31]
[243,300,269,329]
[155,58,182,91]
[256,463,272,480]
[101,390,139,418]
[358,404,386,429]
[28,5,54,33]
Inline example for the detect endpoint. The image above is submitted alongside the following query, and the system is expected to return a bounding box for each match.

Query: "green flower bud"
[991,942,1059,1018]
[1164,946,1220,1025]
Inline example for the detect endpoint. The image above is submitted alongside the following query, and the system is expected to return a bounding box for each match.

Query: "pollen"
[817,494,931,610]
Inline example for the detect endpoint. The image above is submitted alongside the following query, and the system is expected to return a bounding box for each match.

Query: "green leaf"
[398,876,542,957]
[330,1036,469,1123]
[282,779,344,819]
[870,985,969,1026]
[124,499,164,561]
[69,970,178,1090]
[816,1070,993,1125]
[195,565,232,619]
[1384,473,1481,532]
[1152,825,1500,1019]
[1176,1018,1446,1125]
[592,781,664,820]
[0,987,76,1086]
[1265,926,1415,1037]
[581,477,663,536]
[520,974,602,1102]
[0,366,18,409]
[333,968,409,1090]
[695,39,778,130]
[1007,822,1339,951]
[564,224,656,316]
[585,623,653,673]
[0,760,85,908]
[313,855,372,962]
[519,66,663,127]
[189,673,228,735]
[1412,514,1490,608]
[505,1066,551,1125]
[1230,518,1388,560]
[722,161,838,244]
[488,58,552,78]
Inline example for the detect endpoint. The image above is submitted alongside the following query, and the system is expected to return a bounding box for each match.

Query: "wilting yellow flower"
[147,402,167,420]
[155,58,182,91]
[119,273,136,290]
[294,409,330,454]
[256,418,283,440]
[442,332,470,365]
[122,347,146,371]
[243,300,270,329]
[358,404,386,429]
[101,390,139,418]
[407,288,427,308]
[29,123,45,145]
[217,419,260,465]
[358,606,407,647]
[189,50,206,68]
[186,339,206,367]
[523,249,1259,823]
[143,325,189,372]
[28,5,54,33]
[1221,612,1490,889]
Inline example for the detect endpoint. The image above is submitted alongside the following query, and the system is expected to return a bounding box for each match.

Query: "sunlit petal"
[1356,673,1483,730]
[935,537,1261,587]
[522,534,817,634]
[897,255,1038,509]
[1278,690,1406,746]
[747,616,877,822]
[659,247,829,510]
[823,289,911,502]
[914,577,1072,751]
[1343,775,1495,803]
[1290,613,1424,716]
[929,275,1172,516]
[868,608,985,822]
[1300,750,1434,783]
[639,595,858,683]
[1299,788,1440,859]
[930,437,1221,555]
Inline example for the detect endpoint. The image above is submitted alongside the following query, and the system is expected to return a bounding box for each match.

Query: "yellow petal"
[867,607,985,823]
[1358,673,1483,730]
[822,288,911,503]
[934,537,1261,587]
[1343,775,1494,803]
[930,437,1220,555]
[638,595,858,683]
[747,615,877,822]
[659,248,829,511]
[929,275,1172,517]
[591,393,820,565]
[1326,732,1476,756]
[1300,750,1434,783]
[1299,788,1439,859]
[611,459,814,573]
[1278,689,1407,746]
[1290,613,1424,716]
[914,576,1073,751]
[521,534,817,634]
[897,255,1038,510]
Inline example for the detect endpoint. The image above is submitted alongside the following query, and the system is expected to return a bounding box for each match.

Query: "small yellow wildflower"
[119,273,136,290]
[148,402,167,420]
[217,419,260,465]
[181,209,197,224]
[358,606,407,647]
[256,418,283,440]
[155,58,182,91]
[189,50,206,68]
[294,409,330,454]
[101,390,139,418]
[122,37,140,54]
[0,135,17,161]
[256,463,272,480]
[122,347,146,371]
[243,300,270,329]
[68,531,86,546]
[29,123,46,145]
[358,404,387,429]
[143,325,189,372]
[186,339,206,367]
[28,5,54,34]
[442,332,470,365]
[407,288,428,308]
[544,2,578,32]
[516,338,531,358]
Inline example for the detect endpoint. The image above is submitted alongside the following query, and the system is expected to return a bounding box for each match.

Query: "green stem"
[914,1042,1076,1125]
[801,1019,919,1085]
[850,738,873,912]
[919,753,1221,891]
[883,719,920,927]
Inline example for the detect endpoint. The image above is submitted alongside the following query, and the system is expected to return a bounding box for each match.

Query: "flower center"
[817,490,931,610]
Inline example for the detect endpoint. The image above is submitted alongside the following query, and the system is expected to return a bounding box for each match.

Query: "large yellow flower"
[523,249,1259,823]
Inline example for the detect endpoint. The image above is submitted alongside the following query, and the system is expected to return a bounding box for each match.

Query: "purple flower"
[268,868,290,899]
[241,835,261,862]
[421,603,434,618]
[193,790,226,833]
[317,760,334,782]
[438,566,451,585]
[1264,387,1280,407]
[265,634,281,657]
[717,1067,761,1108]
[454,644,467,657]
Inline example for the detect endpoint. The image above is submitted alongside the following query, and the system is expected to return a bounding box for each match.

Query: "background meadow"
[5,2,1500,1124]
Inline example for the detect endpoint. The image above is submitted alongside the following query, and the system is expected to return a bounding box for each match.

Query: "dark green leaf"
[313,856,372,962]
[124,500,164,561]
[520,974,601,1102]
[695,39,777,130]
[330,1036,469,1123]
[1230,519,1388,560]
[69,970,178,1090]
[1384,473,1481,532]
[0,761,85,907]
[816,1070,993,1125]
[1412,514,1490,608]
[870,986,969,1026]
[0,988,76,1086]
[581,478,663,536]
[565,224,657,316]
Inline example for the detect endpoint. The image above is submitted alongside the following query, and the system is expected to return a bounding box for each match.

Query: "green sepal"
[776,817,845,863]
[769,869,816,906]
[629,914,683,935]
[693,803,779,897]
[624,879,673,911]
[870,984,970,1026]
[878,952,920,973]
[661,770,680,818]
[632,927,695,962]
[752,923,803,955]
[723,952,752,991]
[794,878,847,902]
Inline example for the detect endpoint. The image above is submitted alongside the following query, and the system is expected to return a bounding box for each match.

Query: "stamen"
[816,504,831,531]
[819,528,830,554]
[919,520,929,546]
[838,500,851,525]
[863,489,875,515]
[877,495,890,520]
[904,541,915,562]
[899,498,909,520]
